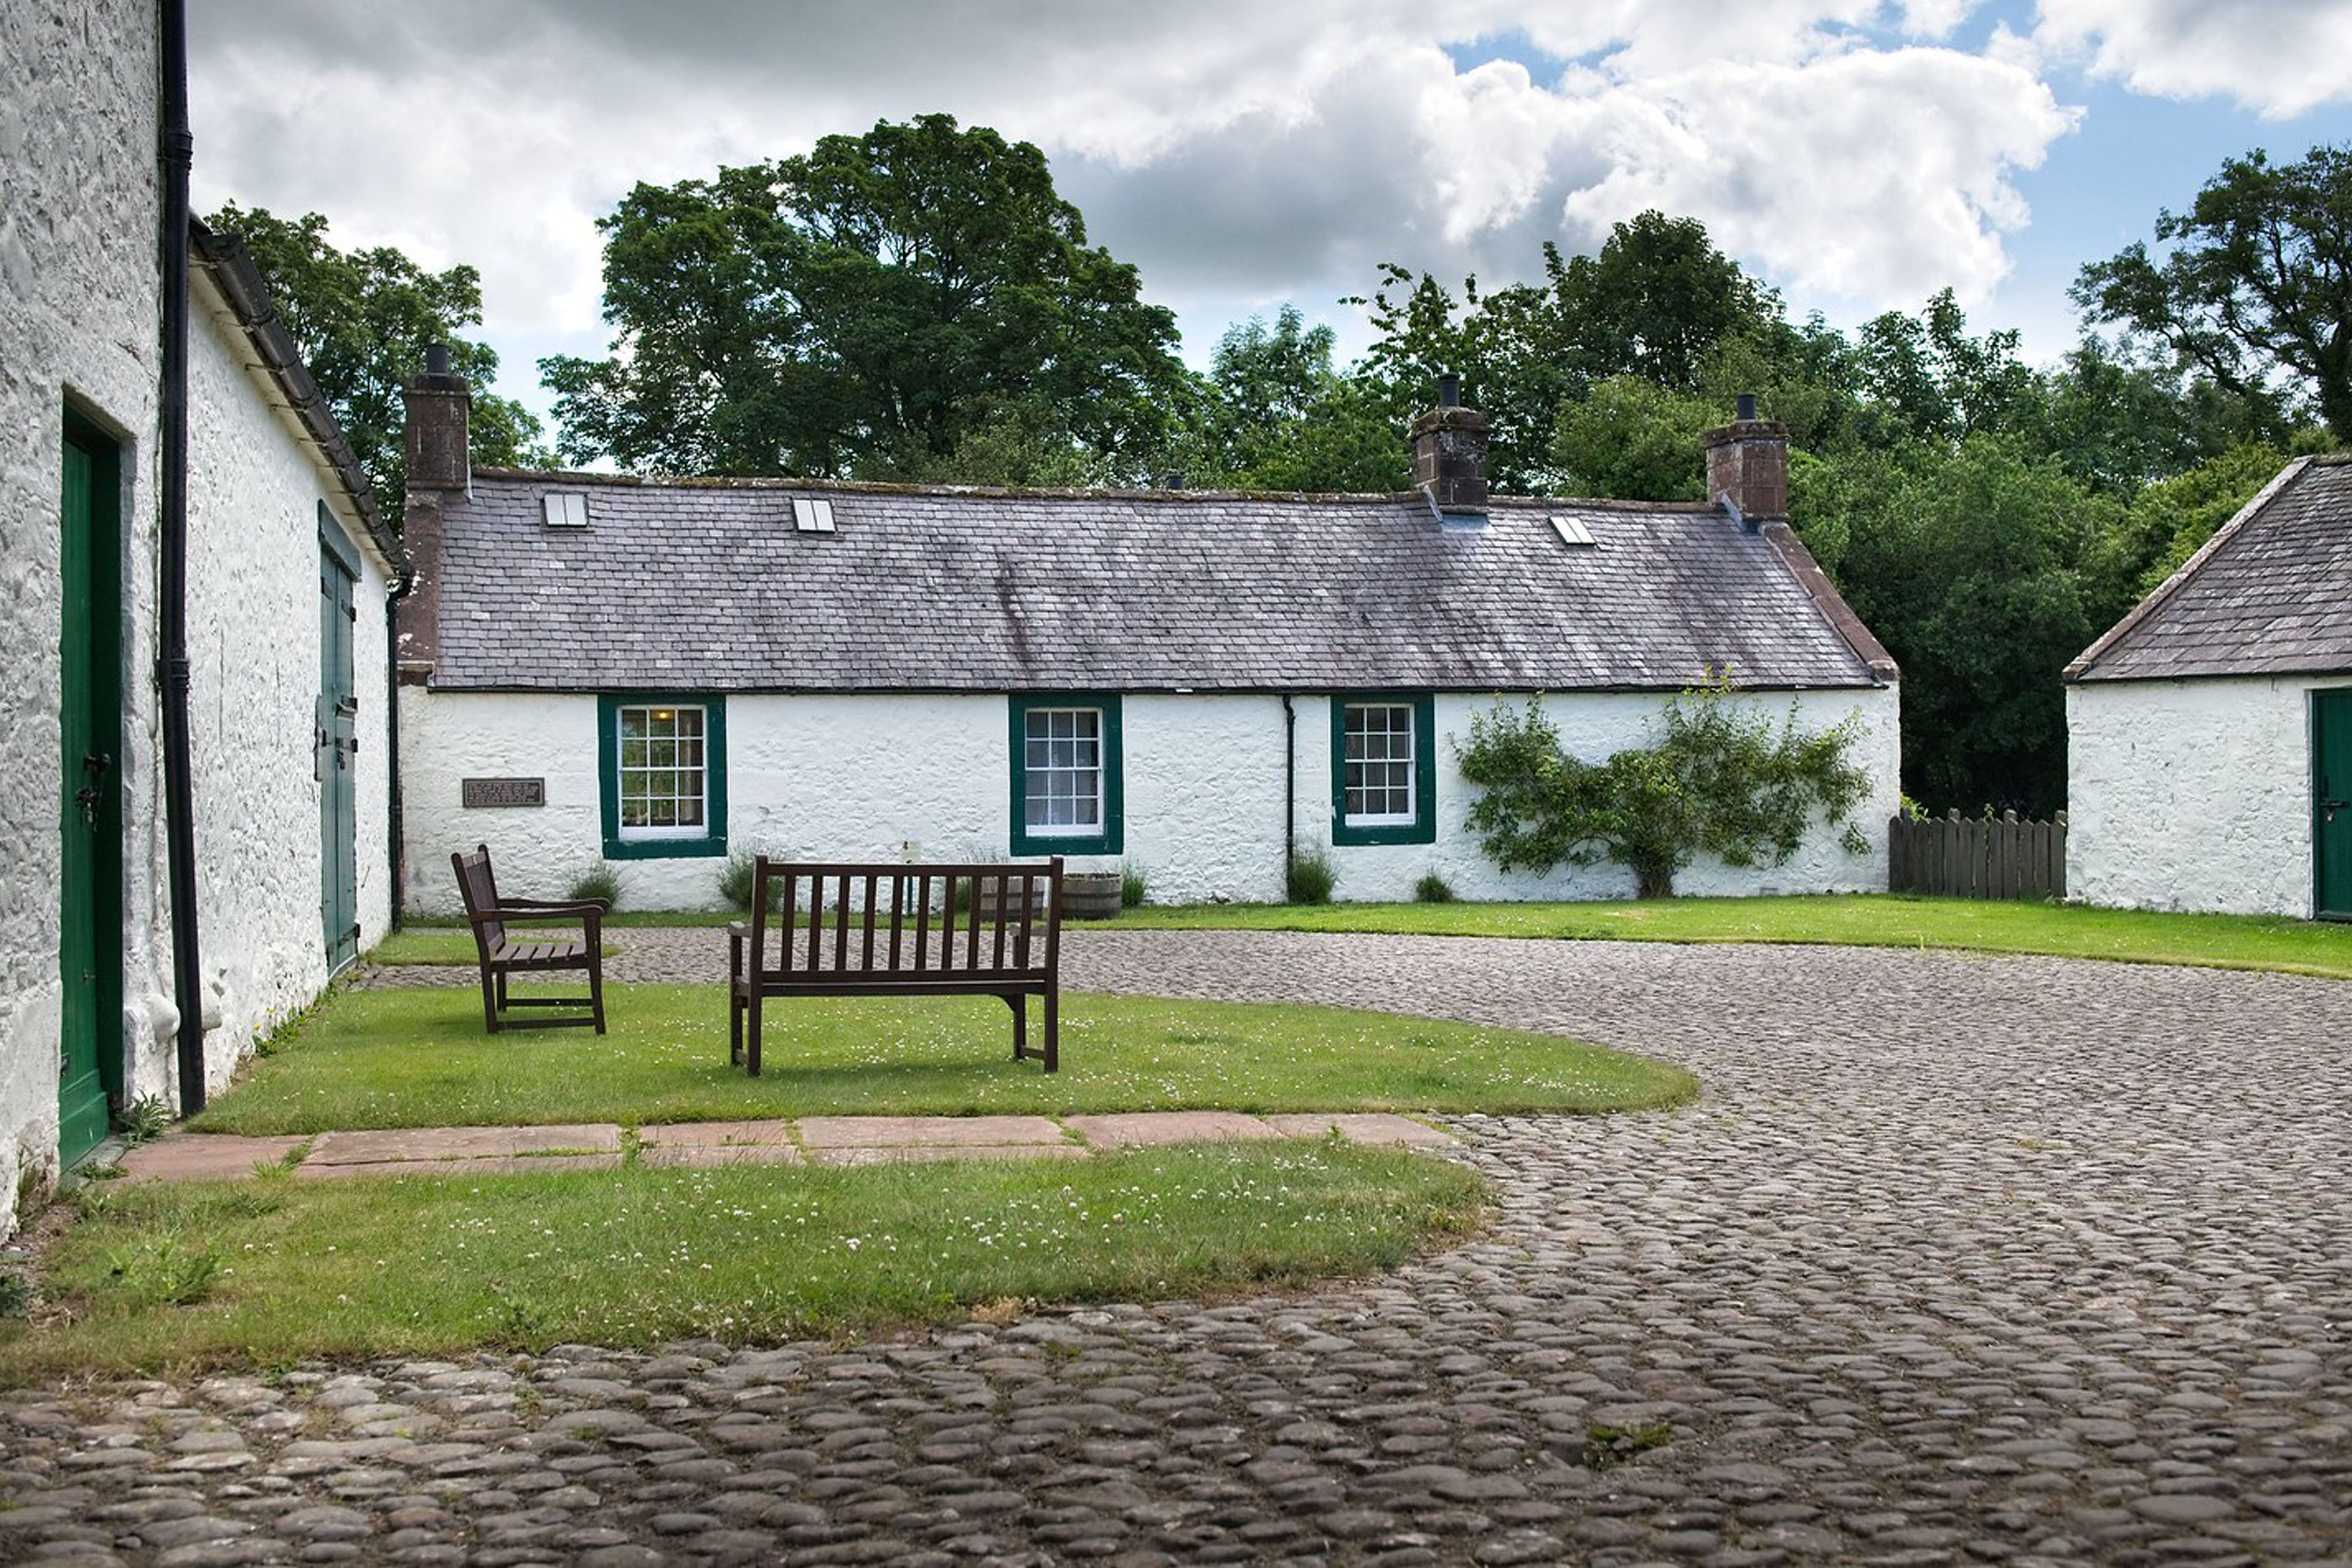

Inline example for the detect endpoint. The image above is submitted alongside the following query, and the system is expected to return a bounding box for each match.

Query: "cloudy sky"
[189,1,2352,436]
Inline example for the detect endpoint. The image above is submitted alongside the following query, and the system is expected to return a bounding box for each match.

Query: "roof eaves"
[1758,520,1897,682]
[188,218,407,578]
[2063,454,2314,682]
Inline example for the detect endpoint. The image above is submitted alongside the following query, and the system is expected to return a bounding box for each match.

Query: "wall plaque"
[462,777,545,808]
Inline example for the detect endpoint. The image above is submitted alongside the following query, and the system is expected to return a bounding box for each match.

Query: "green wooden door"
[2317,689,2352,921]
[59,415,124,1167]
[318,525,360,973]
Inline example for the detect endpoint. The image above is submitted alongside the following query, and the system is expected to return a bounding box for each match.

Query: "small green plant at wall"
[1286,845,1338,905]
[117,1095,171,1145]
[1414,871,1458,904]
[1120,861,1150,909]
[567,862,622,910]
[1455,674,1872,899]
[718,851,760,912]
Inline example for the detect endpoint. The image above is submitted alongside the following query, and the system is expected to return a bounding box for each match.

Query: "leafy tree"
[541,114,1187,482]
[1455,682,1873,899]
[1179,307,1407,492]
[1852,289,2041,446]
[1796,438,2115,814]
[2075,145,2352,442]
[204,202,544,519]
[1551,376,1716,501]
[1552,210,1786,392]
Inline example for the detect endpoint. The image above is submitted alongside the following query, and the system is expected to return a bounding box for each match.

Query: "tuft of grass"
[1,1144,1483,1377]
[117,1095,173,1145]
[718,852,759,912]
[1414,872,1458,904]
[1121,861,1150,909]
[1112,893,2352,981]
[187,985,1692,1135]
[1286,847,1338,905]
[567,862,622,911]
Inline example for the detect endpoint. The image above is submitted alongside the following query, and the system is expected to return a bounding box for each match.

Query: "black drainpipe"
[157,0,205,1116]
[1281,695,1297,885]
[385,575,412,930]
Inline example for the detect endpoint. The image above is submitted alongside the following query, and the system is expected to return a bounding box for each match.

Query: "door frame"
[2314,686,2352,922]
[319,507,362,973]
[60,406,127,1167]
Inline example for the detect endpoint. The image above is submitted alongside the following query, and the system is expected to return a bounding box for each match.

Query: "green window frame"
[1009,694,1124,857]
[598,693,728,860]
[1330,692,1436,846]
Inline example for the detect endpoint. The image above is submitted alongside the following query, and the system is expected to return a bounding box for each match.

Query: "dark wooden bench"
[452,844,609,1034]
[729,857,1063,1076]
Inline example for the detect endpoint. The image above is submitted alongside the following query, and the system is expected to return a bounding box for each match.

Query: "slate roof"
[422,472,1891,693]
[2070,454,2352,682]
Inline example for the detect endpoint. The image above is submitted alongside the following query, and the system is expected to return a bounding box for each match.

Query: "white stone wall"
[0,0,163,1227]
[403,685,1899,912]
[2068,675,2342,917]
[178,277,397,1093]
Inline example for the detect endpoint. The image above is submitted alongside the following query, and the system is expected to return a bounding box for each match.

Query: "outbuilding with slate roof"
[2066,454,2352,919]
[394,377,1899,911]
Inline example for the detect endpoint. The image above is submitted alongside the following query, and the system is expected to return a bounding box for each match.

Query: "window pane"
[616,703,710,840]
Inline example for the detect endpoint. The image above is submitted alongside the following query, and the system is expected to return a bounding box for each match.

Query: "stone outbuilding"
[2066,454,2352,919]
[396,384,1901,912]
[0,0,404,1210]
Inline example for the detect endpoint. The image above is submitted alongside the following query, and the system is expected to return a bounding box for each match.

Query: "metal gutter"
[157,0,204,1115]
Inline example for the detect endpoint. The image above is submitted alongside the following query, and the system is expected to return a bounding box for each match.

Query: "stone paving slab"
[116,1133,307,1182]
[294,1154,624,1181]
[1064,1109,1281,1147]
[805,1142,1090,1168]
[307,1124,622,1164]
[635,1142,803,1169]
[1264,1111,1460,1146]
[795,1113,1066,1148]
[633,1118,798,1149]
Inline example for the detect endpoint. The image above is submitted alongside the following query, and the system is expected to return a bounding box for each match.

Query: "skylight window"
[792,497,836,533]
[1551,516,1597,548]
[543,492,589,528]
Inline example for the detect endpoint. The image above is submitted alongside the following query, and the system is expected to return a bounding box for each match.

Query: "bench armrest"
[502,896,610,913]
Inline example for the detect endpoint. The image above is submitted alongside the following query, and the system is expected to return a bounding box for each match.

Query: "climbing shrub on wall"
[1456,677,1872,899]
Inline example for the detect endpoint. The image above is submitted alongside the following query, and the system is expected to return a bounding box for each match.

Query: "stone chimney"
[1411,373,1489,511]
[396,345,470,683]
[1703,393,1788,527]
[403,341,472,495]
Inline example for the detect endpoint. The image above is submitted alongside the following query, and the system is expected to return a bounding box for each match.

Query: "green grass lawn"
[0,1142,1481,1377]
[192,985,1692,1134]
[1107,894,2352,980]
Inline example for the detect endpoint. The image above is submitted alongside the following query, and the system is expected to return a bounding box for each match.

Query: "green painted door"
[319,528,359,973]
[2317,689,2352,921]
[59,415,124,1167]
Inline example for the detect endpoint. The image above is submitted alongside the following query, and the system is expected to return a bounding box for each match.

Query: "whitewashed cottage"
[397,380,1901,911]
[0,0,402,1215]
[2066,454,2352,919]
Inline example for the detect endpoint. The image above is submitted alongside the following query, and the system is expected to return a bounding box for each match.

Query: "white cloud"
[2035,0,2352,118]
[187,0,2078,395]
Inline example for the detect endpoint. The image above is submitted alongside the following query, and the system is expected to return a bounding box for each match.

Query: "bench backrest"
[744,857,1064,982]
[452,844,505,953]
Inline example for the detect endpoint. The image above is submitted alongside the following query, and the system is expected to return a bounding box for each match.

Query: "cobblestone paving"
[7,929,2351,1566]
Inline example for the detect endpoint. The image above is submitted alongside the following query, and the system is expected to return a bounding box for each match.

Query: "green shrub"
[118,1095,171,1145]
[0,1273,30,1318]
[1120,861,1150,908]
[567,862,622,910]
[1286,847,1338,905]
[1413,872,1457,904]
[718,852,759,912]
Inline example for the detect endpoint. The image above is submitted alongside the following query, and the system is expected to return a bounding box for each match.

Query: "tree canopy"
[541,115,1189,483]
[204,202,543,520]
[2075,145,2352,442]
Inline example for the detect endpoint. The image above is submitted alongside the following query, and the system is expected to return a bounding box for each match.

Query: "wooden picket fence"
[1888,810,2066,901]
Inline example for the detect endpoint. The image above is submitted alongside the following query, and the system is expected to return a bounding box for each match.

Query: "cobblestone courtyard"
[4,930,2349,1566]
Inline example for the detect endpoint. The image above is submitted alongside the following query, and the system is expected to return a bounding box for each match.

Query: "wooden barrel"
[1062,871,1124,920]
